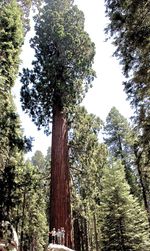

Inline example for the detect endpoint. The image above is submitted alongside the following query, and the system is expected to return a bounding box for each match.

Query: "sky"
[13,0,133,158]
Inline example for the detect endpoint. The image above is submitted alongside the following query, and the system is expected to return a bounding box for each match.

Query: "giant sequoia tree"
[20,0,95,247]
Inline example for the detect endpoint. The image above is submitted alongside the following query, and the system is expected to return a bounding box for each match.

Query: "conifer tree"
[104,0,150,221]
[0,0,31,222]
[31,150,45,170]
[20,0,95,246]
[103,107,140,198]
[100,161,150,251]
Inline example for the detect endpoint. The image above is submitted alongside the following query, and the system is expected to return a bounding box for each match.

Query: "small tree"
[20,0,95,247]
[100,161,150,251]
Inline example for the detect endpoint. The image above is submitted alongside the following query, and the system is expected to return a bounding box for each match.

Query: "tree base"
[47,244,74,251]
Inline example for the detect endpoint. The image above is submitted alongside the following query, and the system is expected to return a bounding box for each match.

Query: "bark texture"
[50,104,72,248]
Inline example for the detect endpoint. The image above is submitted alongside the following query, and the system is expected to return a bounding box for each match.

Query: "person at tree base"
[49,227,66,245]
[60,227,65,245]
[49,228,57,244]
[56,229,61,245]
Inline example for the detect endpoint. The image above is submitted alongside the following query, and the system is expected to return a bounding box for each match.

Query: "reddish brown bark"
[50,103,72,248]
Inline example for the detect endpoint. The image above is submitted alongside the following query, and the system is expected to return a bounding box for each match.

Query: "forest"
[0,0,150,250]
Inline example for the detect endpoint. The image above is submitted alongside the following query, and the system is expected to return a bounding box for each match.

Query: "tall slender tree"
[20,0,95,247]
[103,107,140,198]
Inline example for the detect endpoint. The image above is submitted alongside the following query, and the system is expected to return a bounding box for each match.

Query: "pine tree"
[100,161,150,251]
[20,0,95,247]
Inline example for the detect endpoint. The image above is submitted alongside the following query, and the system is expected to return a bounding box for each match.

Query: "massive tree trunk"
[50,103,72,248]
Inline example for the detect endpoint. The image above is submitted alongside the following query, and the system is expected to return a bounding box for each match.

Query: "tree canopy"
[20,0,95,133]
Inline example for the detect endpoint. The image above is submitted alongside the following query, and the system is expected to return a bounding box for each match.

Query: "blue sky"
[13,0,133,157]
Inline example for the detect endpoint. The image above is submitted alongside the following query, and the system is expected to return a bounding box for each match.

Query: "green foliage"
[104,0,150,216]
[0,99,32,222]
[0,95,32,167]
[0,0,42,32]
[0,0,27,167]
[20,0,95,133]
[0,164,17,221]
[0,0,24,89]
[31,150,45,170]
[70,106,104,202]
[105,0,149,77]
[100,161,150,251]
[0,0,33,165]
[69,106,107,250]
[0,1,47,248]
[15,161,48,251]
[104,0,150,141]
[104,107,140,198]
[31,149,51,223]
[0,0,32,224]
[104,107,133,158]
